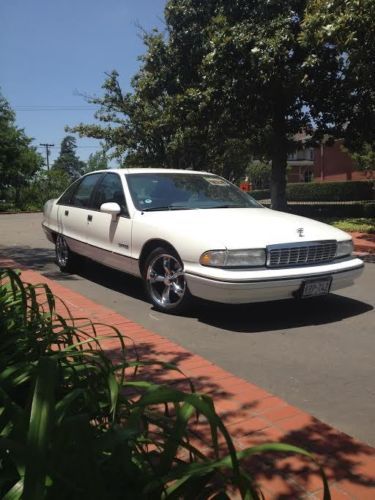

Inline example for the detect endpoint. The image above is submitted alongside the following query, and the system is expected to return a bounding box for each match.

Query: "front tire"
[143,247,192,314]
[55,234,77,273]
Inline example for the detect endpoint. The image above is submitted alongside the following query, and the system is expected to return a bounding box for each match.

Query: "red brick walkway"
[351,232,375,254]
[1,257,374,499]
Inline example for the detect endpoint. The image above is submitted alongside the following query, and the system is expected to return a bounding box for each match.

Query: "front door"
[85,173,135,275]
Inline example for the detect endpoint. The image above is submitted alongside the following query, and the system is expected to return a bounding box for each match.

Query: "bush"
[250,181,374,202]
[0,201,16,212]
[286,181,374,202]
[246,161,271,189]
[283,202,373,219]
[0,269,330,499]
[326,218,375,234]
[18,169,71,211]
[250,189,270,200]
[363,201,375,217]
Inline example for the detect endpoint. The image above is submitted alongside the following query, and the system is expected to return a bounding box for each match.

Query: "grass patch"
[322,217,375,234]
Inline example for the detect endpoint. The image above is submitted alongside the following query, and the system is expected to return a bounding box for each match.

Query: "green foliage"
[251,181,374,203]
[52,135,86,180]
[246,162,271,189]
[17,169,71,211]
[286,181,374,202]
[0,92,43,208]
[68,0,375,210]
[363,202,375,218]
[284,202,374,219]
[301,0,375,151]
[249,189,271,201]
[324,217,375,234]
[83,150,109,173]
[350,144,375,175]
[0,269,330,499]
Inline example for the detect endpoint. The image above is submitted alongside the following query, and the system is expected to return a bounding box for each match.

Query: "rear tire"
[143,247,192,314]
[55,234,77,273]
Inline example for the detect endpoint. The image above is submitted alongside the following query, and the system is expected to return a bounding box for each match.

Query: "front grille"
[267,241,337,268]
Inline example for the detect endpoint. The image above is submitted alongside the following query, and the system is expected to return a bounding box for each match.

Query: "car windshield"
[126,172,262,211]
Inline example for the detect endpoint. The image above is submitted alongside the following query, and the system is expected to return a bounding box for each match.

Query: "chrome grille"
[267,241,337,268]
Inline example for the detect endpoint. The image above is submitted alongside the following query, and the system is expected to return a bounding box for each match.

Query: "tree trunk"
[270,113,288,211]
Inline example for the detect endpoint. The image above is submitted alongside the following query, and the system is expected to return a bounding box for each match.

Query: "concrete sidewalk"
[1,257,374,499]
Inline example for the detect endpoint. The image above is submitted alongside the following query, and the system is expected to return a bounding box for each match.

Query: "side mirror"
[100,202,121,221]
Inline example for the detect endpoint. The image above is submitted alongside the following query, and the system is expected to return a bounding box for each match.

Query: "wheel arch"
[138,239,181,276]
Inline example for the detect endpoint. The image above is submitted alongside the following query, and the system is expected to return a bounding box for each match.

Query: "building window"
[304,169,313,183]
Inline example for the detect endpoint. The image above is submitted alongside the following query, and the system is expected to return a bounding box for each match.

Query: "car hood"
[138,207,348,249]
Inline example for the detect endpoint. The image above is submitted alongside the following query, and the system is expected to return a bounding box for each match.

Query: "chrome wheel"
[55,234,76,272]
[146,252,187,310]
[56,235,69,268]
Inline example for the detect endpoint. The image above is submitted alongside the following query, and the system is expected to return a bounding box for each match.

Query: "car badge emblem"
[297,228,304,237]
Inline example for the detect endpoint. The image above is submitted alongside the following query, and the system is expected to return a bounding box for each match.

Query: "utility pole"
[39,143,54,171]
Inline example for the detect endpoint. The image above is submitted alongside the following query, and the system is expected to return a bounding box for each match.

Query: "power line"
[37,145,100,149]
[39,143,54,171]
[15,106,98,111]
[14,105,98,108]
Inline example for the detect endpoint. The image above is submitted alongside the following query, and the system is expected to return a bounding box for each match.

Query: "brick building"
[287,139,372,183]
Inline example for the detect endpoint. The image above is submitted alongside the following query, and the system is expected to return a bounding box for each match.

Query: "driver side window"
[92,173,128,215]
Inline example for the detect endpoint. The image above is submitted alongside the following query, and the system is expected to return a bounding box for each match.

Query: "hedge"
[250,181,374,202]
[261,201,375,219]
[250,189,270,200]
[287,181,374,201]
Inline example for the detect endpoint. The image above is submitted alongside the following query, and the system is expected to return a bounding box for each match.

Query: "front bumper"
[185,258,364,304]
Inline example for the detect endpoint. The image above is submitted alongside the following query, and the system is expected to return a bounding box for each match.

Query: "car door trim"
[62,234,140,277]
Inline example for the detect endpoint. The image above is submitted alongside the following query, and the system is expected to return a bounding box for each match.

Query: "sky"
[0,0,166,165]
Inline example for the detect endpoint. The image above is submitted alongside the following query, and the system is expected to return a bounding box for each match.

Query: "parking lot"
[1,212,374,446]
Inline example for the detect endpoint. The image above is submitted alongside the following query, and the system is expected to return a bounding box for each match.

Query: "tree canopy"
[302,0,375,150]
[83,150,109,174]
[52,135,86,180]
[0,93,43,206]
[69,0,375,209]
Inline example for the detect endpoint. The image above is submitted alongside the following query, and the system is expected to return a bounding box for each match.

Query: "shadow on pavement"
[103,338,375,498]
[70,256,373,333]
[192,293,374,333]
[1,246,373,333]
[0,246,56,271]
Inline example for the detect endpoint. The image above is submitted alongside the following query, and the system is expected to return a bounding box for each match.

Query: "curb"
[1,258,374,499]
[0,211,43,215]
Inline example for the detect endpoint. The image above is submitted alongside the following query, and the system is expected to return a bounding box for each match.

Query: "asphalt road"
[1,213,374,446]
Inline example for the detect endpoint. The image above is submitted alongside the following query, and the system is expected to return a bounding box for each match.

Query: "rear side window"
[70,173,103,208]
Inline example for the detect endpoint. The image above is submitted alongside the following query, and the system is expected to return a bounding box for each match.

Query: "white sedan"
[42,168,364,313]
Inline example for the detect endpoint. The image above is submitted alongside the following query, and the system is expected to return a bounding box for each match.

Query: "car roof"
[89,168,213,175]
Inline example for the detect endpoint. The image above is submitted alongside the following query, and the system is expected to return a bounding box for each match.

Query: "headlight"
[200,249,266,267]
[336,239,354,258]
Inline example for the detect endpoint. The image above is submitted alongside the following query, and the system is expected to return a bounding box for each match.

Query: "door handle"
[64,210,69,216]
[87,214,93,222]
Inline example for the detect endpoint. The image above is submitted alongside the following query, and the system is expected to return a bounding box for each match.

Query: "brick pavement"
[351,232,375,255]
[1,257,374,499]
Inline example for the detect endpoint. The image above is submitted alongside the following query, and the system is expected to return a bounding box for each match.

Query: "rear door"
[85,172,135,274]
[56,173,104,256]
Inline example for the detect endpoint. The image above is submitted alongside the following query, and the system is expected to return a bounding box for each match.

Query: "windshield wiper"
[141,206,192,212]
[201,204,242,209]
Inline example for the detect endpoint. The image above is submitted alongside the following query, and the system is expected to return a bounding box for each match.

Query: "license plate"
[300,277,332,298]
